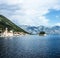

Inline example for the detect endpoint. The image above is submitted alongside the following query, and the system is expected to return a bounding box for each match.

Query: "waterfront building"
[3,28,13,37]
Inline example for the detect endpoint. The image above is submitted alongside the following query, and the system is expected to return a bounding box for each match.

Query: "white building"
[3,28,13,37]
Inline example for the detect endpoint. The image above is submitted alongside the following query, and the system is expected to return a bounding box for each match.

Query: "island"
[39,31,46,36]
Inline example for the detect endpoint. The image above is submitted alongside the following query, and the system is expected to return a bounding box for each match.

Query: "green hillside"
[0,15,28,33]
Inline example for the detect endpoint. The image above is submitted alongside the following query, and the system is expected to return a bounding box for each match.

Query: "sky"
[0,0,60,26]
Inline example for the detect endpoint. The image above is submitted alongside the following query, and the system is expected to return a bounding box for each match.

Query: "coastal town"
[0,27,26,37]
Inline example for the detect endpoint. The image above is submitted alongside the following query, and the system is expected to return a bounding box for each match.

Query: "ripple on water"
[0,35,60,58]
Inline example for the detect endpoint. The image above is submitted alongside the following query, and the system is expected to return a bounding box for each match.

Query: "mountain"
[19,25,39,34]
[19,25,60,34]
[0,15,28,33]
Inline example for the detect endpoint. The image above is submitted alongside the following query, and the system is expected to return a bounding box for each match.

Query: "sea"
[0,35,60,58]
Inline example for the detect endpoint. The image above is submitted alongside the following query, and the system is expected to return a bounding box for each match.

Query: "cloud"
[55,23,60,26]
[10,15,49,26]
[0,0,23,5]
[0,0,60,26]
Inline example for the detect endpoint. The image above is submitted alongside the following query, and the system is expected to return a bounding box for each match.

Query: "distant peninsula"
[0,15,29,37]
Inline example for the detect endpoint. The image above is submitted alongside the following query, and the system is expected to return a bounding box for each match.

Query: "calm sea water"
[0,35,60,58]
